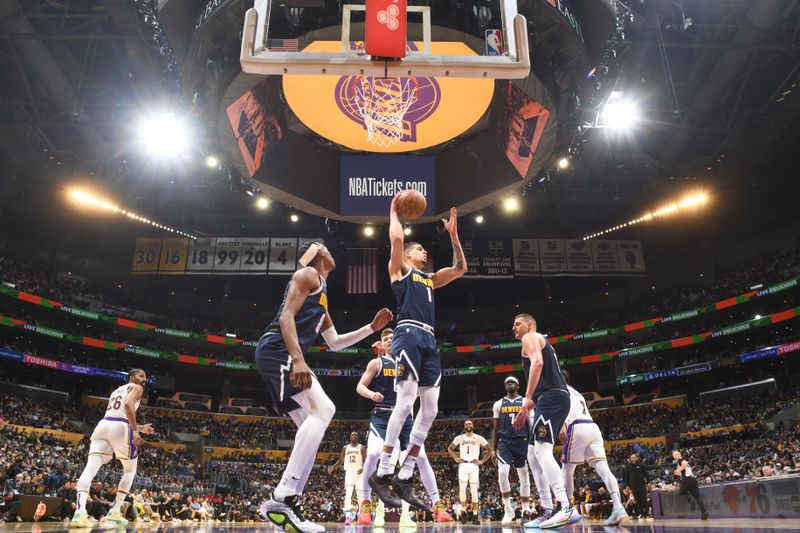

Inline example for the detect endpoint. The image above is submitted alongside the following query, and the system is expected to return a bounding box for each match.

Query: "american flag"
[346,248,379,294]
[268,39,299,52]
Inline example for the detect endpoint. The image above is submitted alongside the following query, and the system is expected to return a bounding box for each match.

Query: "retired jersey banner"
[133,237,320,276]
[341,155,435,216]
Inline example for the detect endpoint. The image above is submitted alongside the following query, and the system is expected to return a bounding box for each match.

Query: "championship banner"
[652,475,800,519]
[515,239,646,276]
[340,155,435,217]
[538,239,567,274]
[512,238,540,276]
[565,239,594,274]
[590,240,619,272]
[460,238,514,278]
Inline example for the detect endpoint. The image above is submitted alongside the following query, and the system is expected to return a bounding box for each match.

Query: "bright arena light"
[138,112,190,158]
[403,227,412,236]
[557,157,570,170]
[475,214,485,224]
[364,226,375,237]
[290,214,299,223]
[583,191,710,240]
[205,155,219,168]
[503,197,520,212]
[255,196,269,210]
[67,188,196,239]
[601,92,640,131]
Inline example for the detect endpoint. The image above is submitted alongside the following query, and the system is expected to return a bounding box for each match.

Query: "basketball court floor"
[4,520,800,533]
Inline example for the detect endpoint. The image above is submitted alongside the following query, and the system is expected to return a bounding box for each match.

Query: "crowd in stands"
[2,384,800,523]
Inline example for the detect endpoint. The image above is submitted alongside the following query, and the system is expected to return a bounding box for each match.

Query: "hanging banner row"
[131,237,323,275]
[462,238,646,278]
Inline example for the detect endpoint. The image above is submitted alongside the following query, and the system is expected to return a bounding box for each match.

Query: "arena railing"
[1,303,798,374]
[1,275,796,355]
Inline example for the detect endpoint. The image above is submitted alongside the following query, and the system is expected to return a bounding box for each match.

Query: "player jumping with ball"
[369,195,467,510]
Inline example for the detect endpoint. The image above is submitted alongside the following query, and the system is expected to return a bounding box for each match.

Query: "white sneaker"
[260,495,324,533]
[603,507,628,526]
[524,509,552,529]
[540,506,581,529]
[501,508,515,525]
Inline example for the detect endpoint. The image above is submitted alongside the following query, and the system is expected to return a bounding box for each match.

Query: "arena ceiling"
[0,0,799,246]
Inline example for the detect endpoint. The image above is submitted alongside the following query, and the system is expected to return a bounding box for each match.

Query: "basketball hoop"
[352,76,420,147]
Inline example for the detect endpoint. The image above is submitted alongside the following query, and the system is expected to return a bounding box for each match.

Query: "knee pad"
[517,467,531,497]
[498,463,511,493]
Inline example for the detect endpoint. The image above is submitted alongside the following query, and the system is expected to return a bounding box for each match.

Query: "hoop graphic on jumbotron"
[335,73,441,147]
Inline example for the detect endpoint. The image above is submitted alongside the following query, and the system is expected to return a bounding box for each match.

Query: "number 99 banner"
[133,237,322,275]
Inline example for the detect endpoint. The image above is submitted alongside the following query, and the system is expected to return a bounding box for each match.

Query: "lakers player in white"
[71,369,153,528]
[328,432,366,525]
[448,420,493,524]
[559,372,627,526]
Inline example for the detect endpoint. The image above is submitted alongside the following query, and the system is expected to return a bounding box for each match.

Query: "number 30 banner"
[133,237,322,275]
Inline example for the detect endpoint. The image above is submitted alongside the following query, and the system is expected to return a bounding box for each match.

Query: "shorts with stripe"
[497,437,528,468]
[561,420,606,464]
[369,410,413,450]
[255,333,305,415]
[89,417,138,460]
[391,324,441,388]
[530,389,570,446]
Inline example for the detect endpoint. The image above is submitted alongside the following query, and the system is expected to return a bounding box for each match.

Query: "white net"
[352,76,419,147]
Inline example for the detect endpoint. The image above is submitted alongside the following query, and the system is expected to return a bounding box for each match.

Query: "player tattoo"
[452,239,465,270]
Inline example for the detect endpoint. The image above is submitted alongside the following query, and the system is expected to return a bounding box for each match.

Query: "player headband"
[504,376,519,385]
[298,242,325,267]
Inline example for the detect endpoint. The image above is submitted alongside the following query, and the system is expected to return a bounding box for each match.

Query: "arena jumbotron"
[0,0,799,532]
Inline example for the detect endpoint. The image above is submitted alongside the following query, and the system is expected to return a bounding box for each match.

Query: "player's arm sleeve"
[492,400,501,418]
[321,322,375,352]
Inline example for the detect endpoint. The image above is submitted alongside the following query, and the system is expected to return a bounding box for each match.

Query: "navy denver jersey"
[372,355,398,410]
[392,268,435,326]
[496,396,528,439]
[265,274,328,352]
[521,336,566,400]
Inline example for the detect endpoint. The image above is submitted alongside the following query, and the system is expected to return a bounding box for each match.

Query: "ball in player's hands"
[394,190,426,220]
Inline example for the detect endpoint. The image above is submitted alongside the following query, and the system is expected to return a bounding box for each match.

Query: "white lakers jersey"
[452,433,488,462]
[343,444,364,472]
[104,383,140,419]
[565,385,593,426]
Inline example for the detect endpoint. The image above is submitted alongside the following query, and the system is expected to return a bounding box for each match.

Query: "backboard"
[240,0,530,79]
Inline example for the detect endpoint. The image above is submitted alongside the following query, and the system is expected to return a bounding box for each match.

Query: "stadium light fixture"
[557,156,570,170]
[600,91,640,131]
[503,197,520,212]
[205,155,220,168]
[256,196,270,210]
[137,112,191,159]
[475,214,485,224]
[583,191,710,240]
[290,214,299,223]
[403,226,412,236]
[67,188,196,239]
[364,226,375,237]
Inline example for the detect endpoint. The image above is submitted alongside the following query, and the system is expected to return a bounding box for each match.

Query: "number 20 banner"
[132,237,322,275]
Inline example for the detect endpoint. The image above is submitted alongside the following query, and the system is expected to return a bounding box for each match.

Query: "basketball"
[395,189,426,220]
